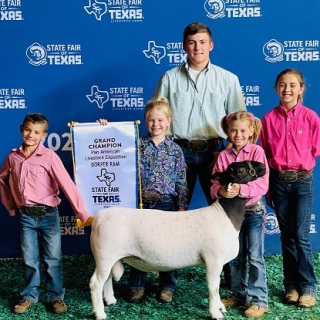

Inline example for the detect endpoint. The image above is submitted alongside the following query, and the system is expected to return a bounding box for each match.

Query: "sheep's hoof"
[93,310,107,320]
[104,297,117,306]
[211,310,224,319]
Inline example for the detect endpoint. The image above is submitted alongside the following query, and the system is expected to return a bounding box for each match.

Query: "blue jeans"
[270,169,317,297]
[128,195,179,292]
[230,204,268,308]
[19,207,65,303]
[182,140,226,205]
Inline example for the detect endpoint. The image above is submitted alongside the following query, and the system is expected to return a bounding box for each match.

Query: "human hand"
[265,191,275,209]
[96,119,108,125]
[208,151,220,171]
[218,183,240,198]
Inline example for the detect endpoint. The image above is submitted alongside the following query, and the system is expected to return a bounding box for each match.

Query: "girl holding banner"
[98,96,188,304]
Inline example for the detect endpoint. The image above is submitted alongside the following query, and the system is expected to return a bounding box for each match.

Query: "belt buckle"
[279,170,298,183]
[188,140,208,152]
[142,191,161,202]
[22,206,47,217]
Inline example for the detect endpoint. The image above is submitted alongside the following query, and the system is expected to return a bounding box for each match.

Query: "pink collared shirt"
[0,143,90,222]
[260,102,320,171]
[210,142,269,206]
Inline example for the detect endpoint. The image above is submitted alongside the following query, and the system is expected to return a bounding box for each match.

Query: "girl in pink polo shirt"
[211,111,269,319]
[260,69,320,308]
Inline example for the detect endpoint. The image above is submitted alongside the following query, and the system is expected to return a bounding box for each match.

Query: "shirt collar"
[15,142,46,156]
[145,135,171,146]
[226,141,252,155]
[277,101,303,116]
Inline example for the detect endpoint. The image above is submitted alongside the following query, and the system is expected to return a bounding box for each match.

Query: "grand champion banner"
[71,121,138,215]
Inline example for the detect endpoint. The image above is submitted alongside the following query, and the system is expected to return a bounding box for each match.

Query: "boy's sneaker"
[158,290,173,303]
[13,299,33,314]
[128,289,145,303]
[49,299,67,313]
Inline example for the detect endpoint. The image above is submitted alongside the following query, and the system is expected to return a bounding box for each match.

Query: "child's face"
[145,109,171,139]
[227,119,254,152]
[20,121,48,148]
[275,73,304,109]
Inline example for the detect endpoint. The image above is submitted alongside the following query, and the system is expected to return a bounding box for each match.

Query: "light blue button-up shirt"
[154,62,246,140]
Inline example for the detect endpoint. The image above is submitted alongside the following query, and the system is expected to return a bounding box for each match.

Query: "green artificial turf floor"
[0,254,319,319]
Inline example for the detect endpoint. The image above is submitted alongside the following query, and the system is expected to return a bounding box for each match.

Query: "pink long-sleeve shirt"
[260,102,320,171]
[210,142,269,206]
[0,143,90,222]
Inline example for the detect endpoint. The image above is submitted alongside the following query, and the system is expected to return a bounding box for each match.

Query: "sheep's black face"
[212,161,266,186]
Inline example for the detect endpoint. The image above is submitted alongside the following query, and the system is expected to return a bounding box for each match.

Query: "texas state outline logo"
[84,0,107,21]
[142,41,166,64]
[86,85,109,109]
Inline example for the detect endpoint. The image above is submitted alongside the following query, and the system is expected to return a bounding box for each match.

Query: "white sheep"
[89,160,266,320]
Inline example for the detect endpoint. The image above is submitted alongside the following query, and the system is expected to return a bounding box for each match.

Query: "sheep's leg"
[206,263,225,319]
[102,260,124,305]
[90,268,110,320]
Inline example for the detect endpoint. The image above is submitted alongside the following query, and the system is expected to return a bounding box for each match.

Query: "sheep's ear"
[252,162,266,177]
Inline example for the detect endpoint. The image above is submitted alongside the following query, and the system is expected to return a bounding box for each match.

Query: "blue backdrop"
[1,0,320,258]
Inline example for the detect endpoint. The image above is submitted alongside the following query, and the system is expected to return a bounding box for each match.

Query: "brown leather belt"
[141,191,173,202]
[245,199,263,211]
[174,138,222,152]
[20,205,52,217]
[278,169,313,183]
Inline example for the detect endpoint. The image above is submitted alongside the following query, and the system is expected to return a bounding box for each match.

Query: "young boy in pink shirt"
[0,113,90,315]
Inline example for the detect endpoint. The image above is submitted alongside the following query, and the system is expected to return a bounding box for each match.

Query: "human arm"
[48,151,90,222]
[225,74,246,113]
[259,115,275,209]
[153,73,169,99]
[311,112,320,158]
[174,148,188,210]
[210,152,232,199]
[0,156,19,216]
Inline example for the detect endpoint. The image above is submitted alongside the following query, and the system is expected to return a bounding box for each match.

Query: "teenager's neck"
[187,59,209,72]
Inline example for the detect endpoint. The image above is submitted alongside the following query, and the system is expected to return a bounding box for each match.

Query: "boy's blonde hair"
[221,111,261,143]
[144,97,172,120]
